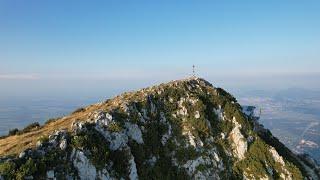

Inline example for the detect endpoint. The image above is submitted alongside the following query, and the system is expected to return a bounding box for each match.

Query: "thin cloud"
[0,74,40,80]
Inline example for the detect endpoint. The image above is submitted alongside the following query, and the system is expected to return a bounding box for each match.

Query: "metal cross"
[192,65,195,77]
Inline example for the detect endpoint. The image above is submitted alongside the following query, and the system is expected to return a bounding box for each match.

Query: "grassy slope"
[0,104,99,156]
[0,79,184,157]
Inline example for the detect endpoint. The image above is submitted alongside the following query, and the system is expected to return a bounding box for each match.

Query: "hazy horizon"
[1,72,320,100]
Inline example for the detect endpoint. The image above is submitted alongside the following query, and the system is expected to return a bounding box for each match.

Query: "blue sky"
[1,0,320,97]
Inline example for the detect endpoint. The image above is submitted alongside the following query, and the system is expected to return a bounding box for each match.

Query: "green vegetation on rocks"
[0,78,316,179]
[71,124,110,169]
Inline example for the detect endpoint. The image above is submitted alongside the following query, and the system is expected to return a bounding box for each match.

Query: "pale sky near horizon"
[1,0,320,97]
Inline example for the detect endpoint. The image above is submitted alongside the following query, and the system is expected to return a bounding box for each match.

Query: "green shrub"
[45,118,59,124]
[112,108,129,123]
[219,120,233,134]
[188,117,210,139]
[143,122,163,155]
[176,146,198,164]
[258,129,306,177]
[7,122,41,136]
[233,139,270,178]
[107,122,122,132]
[286,162,303,179]
[71,125,110,169]
[72,107,85,114]
[216,88,237,102]
[233,138,303,179]
[196,164,208,172]
[39,149,68,172]
[149,156,189,180]
[8,128,19,135]
[0,145,70,179]
[72,135,88,149]
[16,158,37,180]
[110,149,130,178]
[223,102,237,120]
[129,141,146,168]
[0,161,16,179]
[19,122,40,134]
[37,135,49,144]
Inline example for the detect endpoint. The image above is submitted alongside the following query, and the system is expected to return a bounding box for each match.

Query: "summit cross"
[192,65,195,77]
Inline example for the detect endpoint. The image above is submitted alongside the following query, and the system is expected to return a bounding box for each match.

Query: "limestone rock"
[46,170,55,179]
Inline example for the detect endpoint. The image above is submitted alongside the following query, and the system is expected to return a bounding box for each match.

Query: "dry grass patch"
[0,103,107,157]
[0,78,195,157]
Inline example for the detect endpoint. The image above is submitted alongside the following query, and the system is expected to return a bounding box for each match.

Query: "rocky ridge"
[0,77,319,179]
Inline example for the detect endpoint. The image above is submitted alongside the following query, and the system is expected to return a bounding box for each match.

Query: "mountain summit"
[0,77,319,179]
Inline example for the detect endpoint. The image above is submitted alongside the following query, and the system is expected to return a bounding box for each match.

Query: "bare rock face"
[0,77,318,180]
[269,147,293,180]
[18,151,26,159]
[46,170,54,179]
[125,122,143,144]
[229,117,247,160]
[108,132,128,151]
[72,150,97,179]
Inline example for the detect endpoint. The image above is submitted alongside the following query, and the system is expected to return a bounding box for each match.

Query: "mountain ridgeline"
[0,78,319,179]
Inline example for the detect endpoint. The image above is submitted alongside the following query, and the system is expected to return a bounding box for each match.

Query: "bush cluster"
[8,122,40,136]
[258,129,308,177]
[72,107,85,114]
[233,138,303,179]
[71,124,110,169]
[0,149,69,179]
[107,122,122,132]
[44,117,59,125]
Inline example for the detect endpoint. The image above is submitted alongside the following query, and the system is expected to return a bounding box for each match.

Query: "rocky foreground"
[0,77,319,179]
